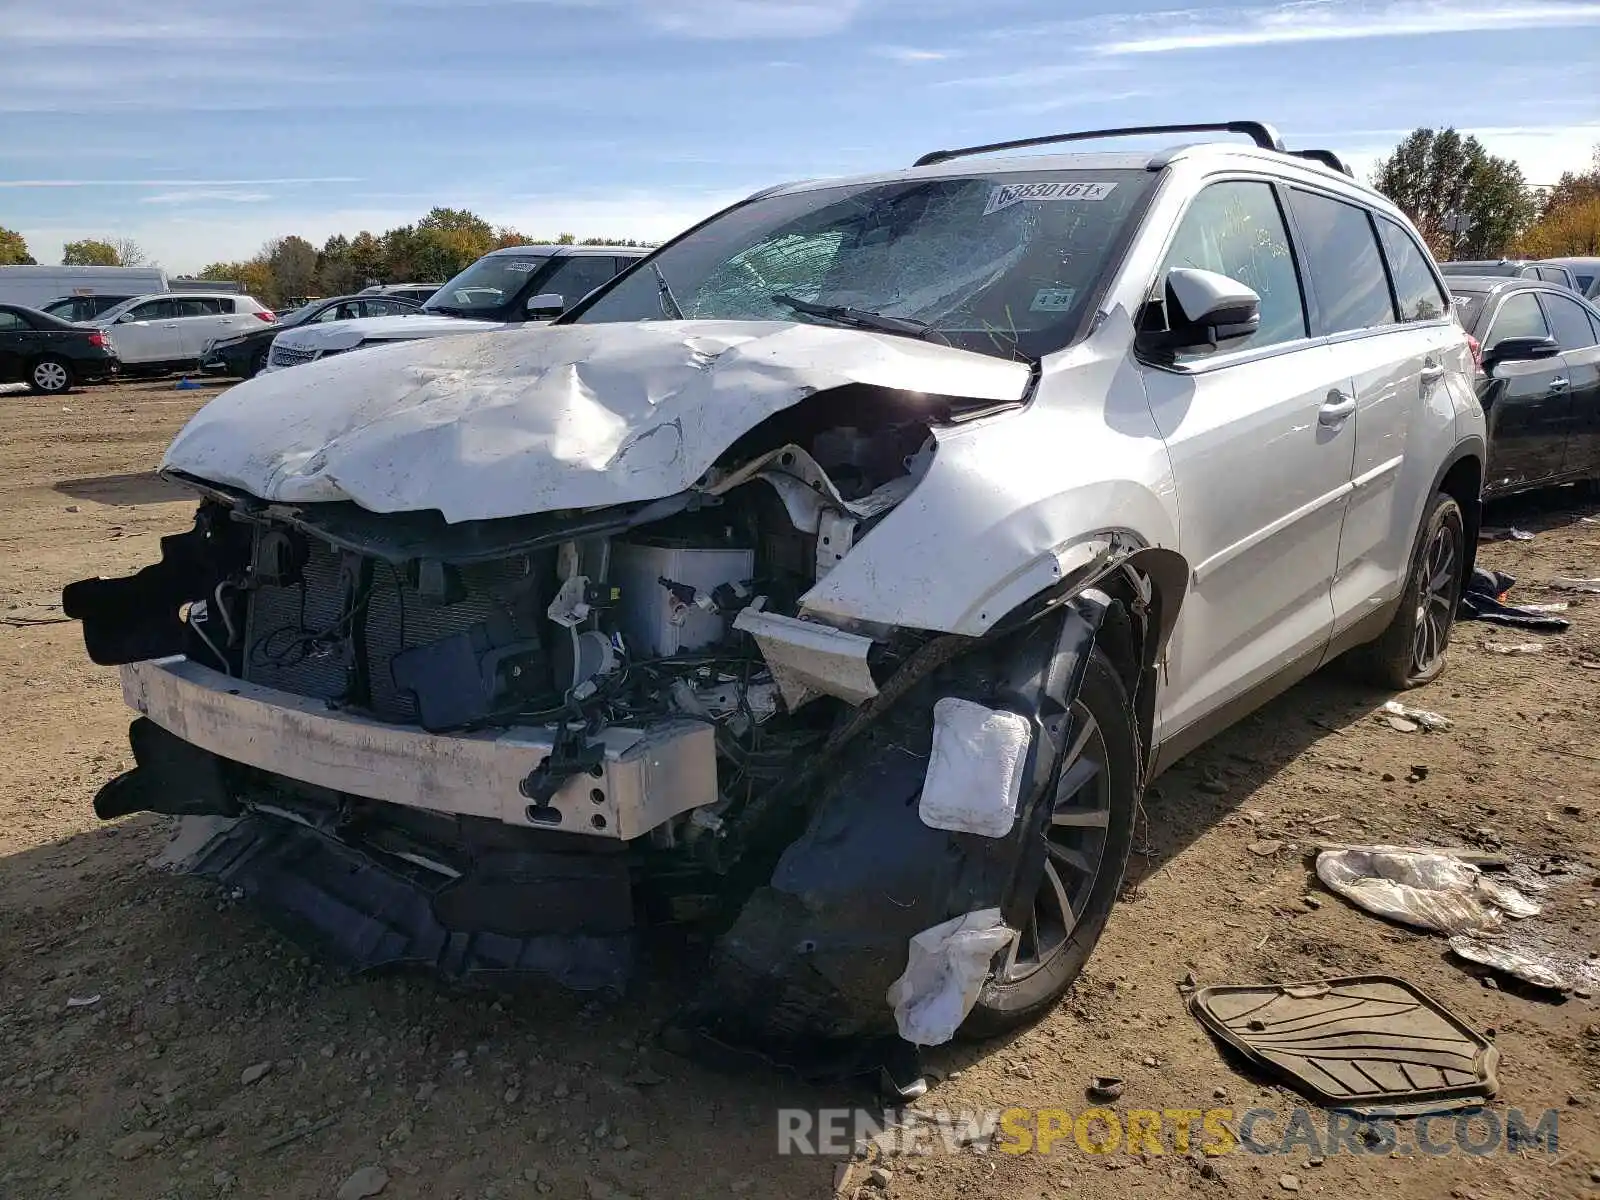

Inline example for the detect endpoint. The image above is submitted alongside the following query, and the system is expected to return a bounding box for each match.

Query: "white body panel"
[91,293,271,365]
[261,312,508,372]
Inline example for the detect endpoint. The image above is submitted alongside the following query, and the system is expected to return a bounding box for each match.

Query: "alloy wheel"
[998,698,1112,983]
[1411,522,1459,675]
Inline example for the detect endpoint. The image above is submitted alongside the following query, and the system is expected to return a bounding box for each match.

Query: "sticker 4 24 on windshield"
[983,180,1119,216]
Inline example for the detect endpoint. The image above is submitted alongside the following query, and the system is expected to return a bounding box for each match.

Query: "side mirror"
[525,292,565,316]
[117,312,137,324]
[1143,267,1261,358]
[1484,335,1559,369]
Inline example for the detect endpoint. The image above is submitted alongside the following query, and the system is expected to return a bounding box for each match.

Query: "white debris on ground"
[1549,576,1600,593]
[1448,935,1571,992]
[1377,700,1453,732]
[1314,846,1540,935]
[886,909,1016,1046]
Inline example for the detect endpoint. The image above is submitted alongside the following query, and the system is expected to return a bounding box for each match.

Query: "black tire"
[1349,492,1466,690]
[28,356,74,395]
[962,645,1138,1037]
[246,347,268,379]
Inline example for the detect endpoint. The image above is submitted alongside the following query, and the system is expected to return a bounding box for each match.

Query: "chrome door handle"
[1420,360,1445,382]
[1319,391,1357,425]
[1550,377,1570,390]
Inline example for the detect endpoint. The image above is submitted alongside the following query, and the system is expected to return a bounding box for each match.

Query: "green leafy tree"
[265,235,319,303]
[0,226,36,264]
[1371,128,1535,259]
[62,238,120,265]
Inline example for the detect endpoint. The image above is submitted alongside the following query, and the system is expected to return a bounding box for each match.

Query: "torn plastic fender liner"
[61,507,250,665]
[171,814,634,993]
[685,592,1109,1068]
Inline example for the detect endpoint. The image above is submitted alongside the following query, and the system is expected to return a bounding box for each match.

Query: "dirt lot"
[2,378,1598,1200]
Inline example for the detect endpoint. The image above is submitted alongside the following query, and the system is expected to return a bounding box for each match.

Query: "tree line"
[4,134,1598,295]
[194,208,655,307]
[1372,127,1599,261]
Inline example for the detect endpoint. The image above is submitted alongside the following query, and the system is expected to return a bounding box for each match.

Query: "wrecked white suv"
[66,121,1484,1085]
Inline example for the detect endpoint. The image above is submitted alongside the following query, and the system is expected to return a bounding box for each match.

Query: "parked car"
[0,302,119,394]
[89,293,275,373]
[1538,256,1600,301]
[200,294,421,379]
[261,246,646,371]
[359,282,442,304]
[64,121,1485,1077]
[1441,259,1580,291]
[0,265,167,310]
[1446,275,1600,497]
[40,294,139,323]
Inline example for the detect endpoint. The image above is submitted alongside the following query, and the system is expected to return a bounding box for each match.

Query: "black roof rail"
[1288,148,1353,177]
[913,121,1286,167]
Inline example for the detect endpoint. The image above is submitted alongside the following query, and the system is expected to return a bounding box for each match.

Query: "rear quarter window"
[1376,219,1448,321]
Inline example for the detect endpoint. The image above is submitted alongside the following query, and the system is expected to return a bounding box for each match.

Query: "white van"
[0,265,169,310]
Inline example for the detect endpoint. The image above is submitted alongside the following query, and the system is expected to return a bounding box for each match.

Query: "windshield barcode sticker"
[983,180,1118,215]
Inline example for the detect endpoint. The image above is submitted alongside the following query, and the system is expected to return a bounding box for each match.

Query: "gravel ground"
[2,378,1598,1200]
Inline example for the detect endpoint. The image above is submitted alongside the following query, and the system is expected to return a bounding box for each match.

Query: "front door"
[1141,179,1354,739]
[1480,291,1571,492]
[111,298,182,364]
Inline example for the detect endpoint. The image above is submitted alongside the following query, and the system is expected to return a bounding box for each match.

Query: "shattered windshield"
[573,170,1154,359]
[424,254,550,316]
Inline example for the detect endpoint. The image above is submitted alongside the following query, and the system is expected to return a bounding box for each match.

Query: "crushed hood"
[274,312,505,353]
[162,320,1031,523]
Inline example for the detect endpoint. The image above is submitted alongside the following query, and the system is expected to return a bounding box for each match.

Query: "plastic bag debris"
[886,908,1016,1046]
[1378,700,1452,732]
[1448,936,1570,992]
[1549,577,1600,593]
[1480,641,1546,655]
[919,699,1031,838]
[1479,527,1534,542]
[1315,846,1540,935]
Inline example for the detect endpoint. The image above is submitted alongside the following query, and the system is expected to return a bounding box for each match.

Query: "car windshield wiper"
[770,294,935,340]
[652,262,684,320]
[423,305,471,318]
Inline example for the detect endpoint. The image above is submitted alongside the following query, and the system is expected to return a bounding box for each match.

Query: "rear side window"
[1158,180,1308,358]
[1286,189,1397,333]
[0,311,27,332]
[1376,219,1448,321]
[1485,293,1550,350]
[1539,292,1599,350]
[131,299,176,320]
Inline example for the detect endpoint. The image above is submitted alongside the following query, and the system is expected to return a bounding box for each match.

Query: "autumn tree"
[0,226,35,264]
[1539,147,1600,219]
[110,237,151,267]
[1372,128,1535,259]
[264,235,318,303]
[1521,196,1600,258]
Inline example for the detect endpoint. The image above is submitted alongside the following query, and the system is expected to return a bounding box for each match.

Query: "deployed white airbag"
[886,908,1016,1046]
[919,698,1031,838]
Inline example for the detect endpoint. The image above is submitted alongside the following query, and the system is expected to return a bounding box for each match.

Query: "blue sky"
[4,0,1599,272]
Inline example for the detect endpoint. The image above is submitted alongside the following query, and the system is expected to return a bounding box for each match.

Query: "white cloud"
[876,46,955,62]
[0,178,358,188]
[1096,0,1600,55]
[141,190,273,205]
[647,0,862,38]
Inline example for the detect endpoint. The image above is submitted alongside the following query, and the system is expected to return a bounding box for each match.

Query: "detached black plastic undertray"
[1190,975,1499,1116]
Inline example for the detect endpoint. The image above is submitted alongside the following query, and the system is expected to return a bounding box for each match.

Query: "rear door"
[109,298,180,363]
[1480,291,1569,492]
[1538,289,1600,480]
[1142,178,1353,736]
[1317,206,1462,631]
